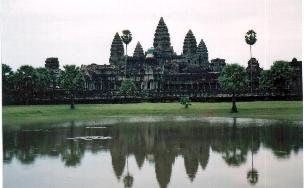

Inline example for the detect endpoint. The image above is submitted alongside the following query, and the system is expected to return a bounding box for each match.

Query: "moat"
[3,118,302,188]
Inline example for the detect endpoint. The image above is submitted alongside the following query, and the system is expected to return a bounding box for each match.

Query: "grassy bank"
[2,101,302,126]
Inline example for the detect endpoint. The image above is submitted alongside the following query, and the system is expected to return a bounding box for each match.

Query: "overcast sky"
[1,0,302,70]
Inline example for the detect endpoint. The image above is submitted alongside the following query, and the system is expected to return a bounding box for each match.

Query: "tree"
[220,118,248,166]
[247,168,258,185]
[121,30,133,56]
[2,64,13,83]
[180,96,191,109]
[61,135,85,167]
[35,67,51,94]
[219,64,248,113]
[245,30,257,94]
[119,79,137,97]
[123,154,134,188]
[58,65,85,109]
[270,60,292,95]
[123,174,134,188]
[247,133,259,185]
[245,30,257,58]
[259,70,272,94]
[13,65,37,104]
[121,30,133,77]
[2,64,14,104]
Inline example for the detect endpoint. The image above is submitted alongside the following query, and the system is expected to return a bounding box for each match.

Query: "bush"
[180,96,191,109]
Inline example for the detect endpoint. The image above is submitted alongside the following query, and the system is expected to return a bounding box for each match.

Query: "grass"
[2,101,303,126]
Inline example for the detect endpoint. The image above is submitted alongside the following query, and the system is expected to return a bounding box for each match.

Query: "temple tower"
[153,17,173,58]
[110,32,124,66]
[45,57,60,88]
[183,30,197,57]
[246,58,262,93]
[133,42,145,58]
[196,39,208,64]
[45,57,59,72]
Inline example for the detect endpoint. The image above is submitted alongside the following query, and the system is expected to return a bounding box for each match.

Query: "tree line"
[2,64,85,108]
[218,60,293,112]
[2,59,295,110]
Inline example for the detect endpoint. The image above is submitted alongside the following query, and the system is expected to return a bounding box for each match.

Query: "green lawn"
[2,101,302,126]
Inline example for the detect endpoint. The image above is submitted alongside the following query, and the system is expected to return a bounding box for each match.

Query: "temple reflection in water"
[3,120,302,188]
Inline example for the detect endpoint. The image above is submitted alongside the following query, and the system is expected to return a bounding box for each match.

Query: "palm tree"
[245,30,257,59]
[123,147,134,188]
[247,133,259,185]
[247,168,258,185]
[121,30,132,78]
[121,30,133,56]
[123,169,134,188]
[245,30,257,93]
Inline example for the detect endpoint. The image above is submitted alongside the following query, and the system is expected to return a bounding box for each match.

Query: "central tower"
[153,17,174,59]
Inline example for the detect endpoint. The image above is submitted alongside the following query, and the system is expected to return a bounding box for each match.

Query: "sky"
[1,0,302,70]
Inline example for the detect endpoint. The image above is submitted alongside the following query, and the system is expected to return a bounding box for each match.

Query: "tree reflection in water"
[247,130,259,185]
[123,131,134,188]
[3,119,302,187]
[123,154,134,188]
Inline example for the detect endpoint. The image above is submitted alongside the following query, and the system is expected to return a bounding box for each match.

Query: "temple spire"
[183,29,197,56]
[133,42,144,58]
[110,32,124,65]
[197,39,208,62]
[153,17,171,51]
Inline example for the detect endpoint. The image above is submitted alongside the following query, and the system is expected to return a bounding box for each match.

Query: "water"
[3,118,303,188]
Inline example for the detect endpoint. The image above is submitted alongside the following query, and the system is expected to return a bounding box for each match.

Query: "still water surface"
[3,118,303,188]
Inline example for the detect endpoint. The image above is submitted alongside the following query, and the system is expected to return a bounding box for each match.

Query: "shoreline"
[3,101,302,126]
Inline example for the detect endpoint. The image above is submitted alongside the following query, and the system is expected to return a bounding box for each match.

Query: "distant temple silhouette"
[43,17,302,102]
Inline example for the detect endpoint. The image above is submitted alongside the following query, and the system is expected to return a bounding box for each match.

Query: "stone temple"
[80,17,227,96]
[44,17,301,102]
